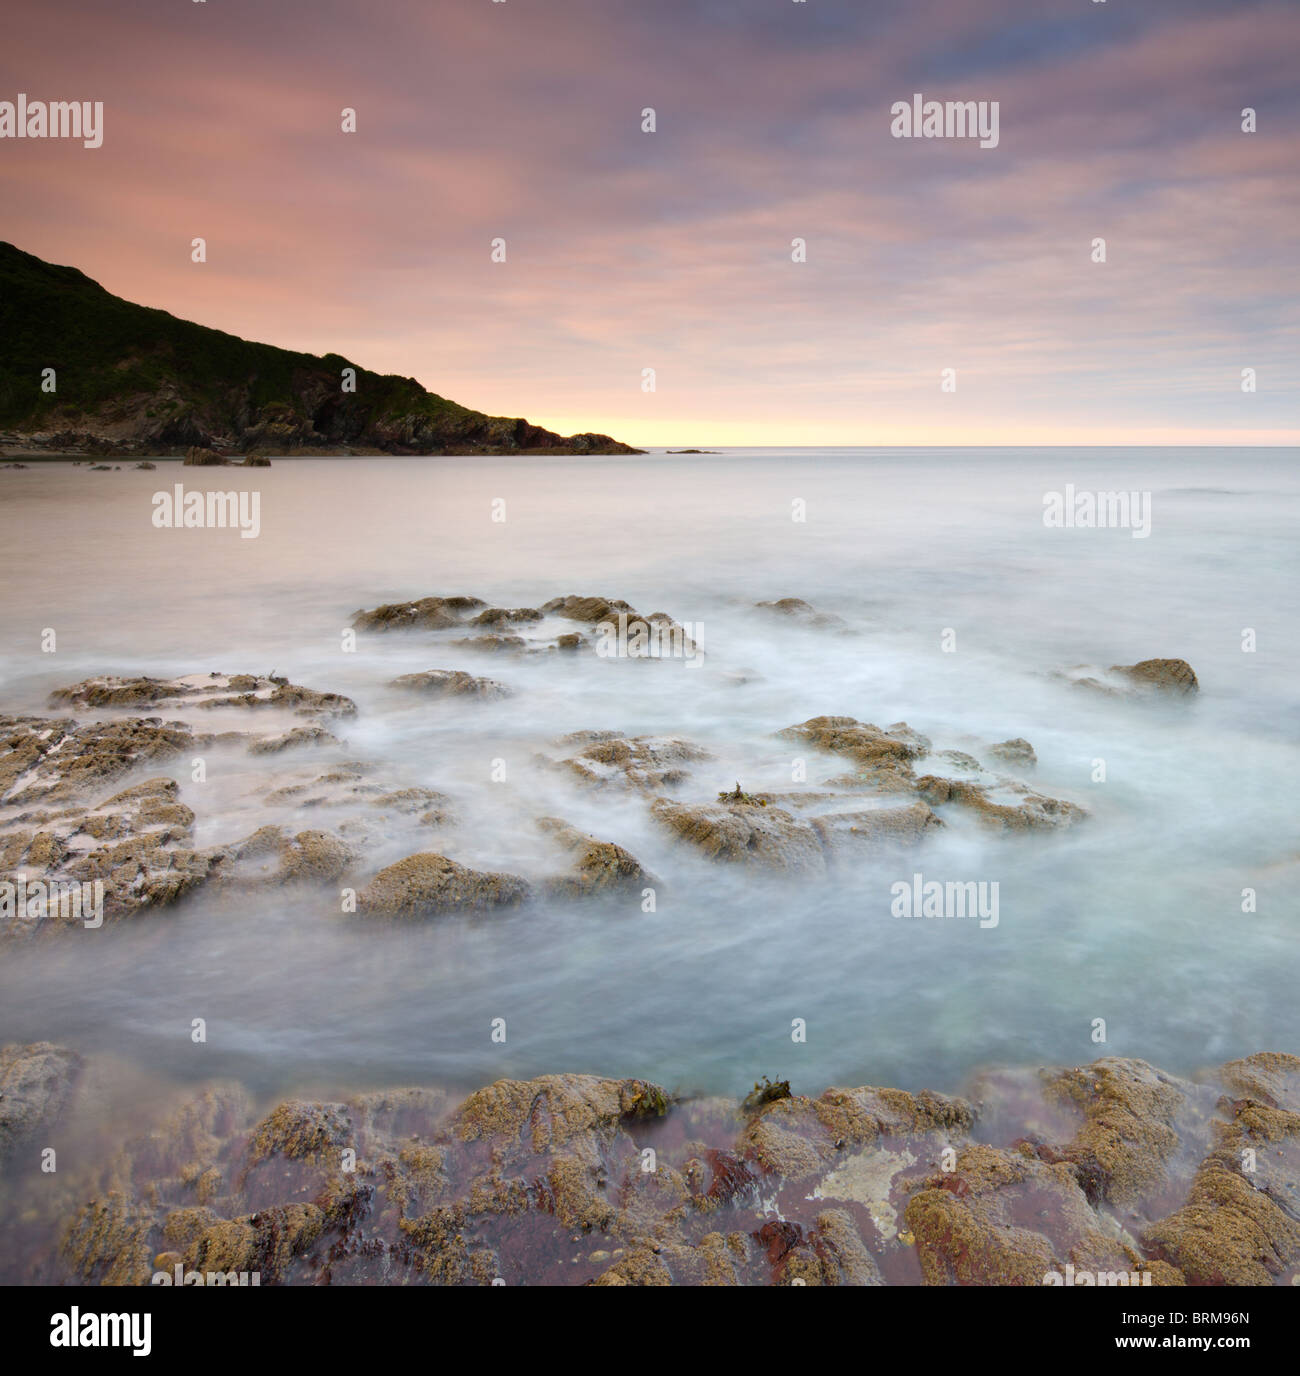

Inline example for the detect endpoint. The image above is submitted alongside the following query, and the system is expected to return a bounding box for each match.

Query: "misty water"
[0,448,1296,1107]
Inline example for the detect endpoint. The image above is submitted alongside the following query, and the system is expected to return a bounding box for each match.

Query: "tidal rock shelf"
[1,1043,1295,1286]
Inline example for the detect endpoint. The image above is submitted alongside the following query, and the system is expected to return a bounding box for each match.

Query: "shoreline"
[3,1041,1296,1286]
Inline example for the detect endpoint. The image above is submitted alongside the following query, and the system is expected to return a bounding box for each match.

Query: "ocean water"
[0,448,1295,1104]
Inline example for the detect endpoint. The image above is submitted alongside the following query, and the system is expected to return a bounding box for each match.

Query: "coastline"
[4,1042,1296,1286]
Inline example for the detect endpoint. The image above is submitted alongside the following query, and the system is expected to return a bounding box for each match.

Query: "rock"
[389,670,512,701]
[225,826,355,886]
[248,1101,353,1167]
[371,787,450,816]
[456,1074,671,1148]
[652,797,826,875]
[1220,1050,1300,1112]
[536,817,657,898]
[777,717,928,790]
[1143,1158,1300,1286]
[914,776,1086,831]
[200,681,356,718]
[358,853,530,917]
[49,673,355,719]
[905,1143,1168,1286]
[183,447,228,466]
[448,634,528,655]
[0,768,241,930]
[0,715,192,807]
[134,461,156,470]
[1141,1052,1300,1284]
[754,598,845,628]
[468,607,542,627]
[22,1052,1300,1286]
[247,725,340,755]
[756,597,815,616]
[49,677,195,710]
[1043,1058,1196,1205]
[1111,659,1199,696]
[810,802,943,857]
[242,452,271,466]
[811,1208,885,1285]
[741,1083,973,1184]
[351,595,485,632]
[1063,658,1199,700]
[59,779,222,920]
[540,594,637,623]
[549,732,710,791]
[986,738,1036,769]
[61,1193,156,1285]
[0,1042,82,1161]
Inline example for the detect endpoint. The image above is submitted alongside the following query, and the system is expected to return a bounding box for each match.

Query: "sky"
[2,0,1297,446]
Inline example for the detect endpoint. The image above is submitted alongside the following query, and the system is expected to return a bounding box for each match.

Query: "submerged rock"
[224,826,356,886]
[448,634,528,655]
[389,669,512,701]
[915,776,1086,832]
[1062,658,1199,700]
[549,731,711,792]
[358,852,530,917]
[247,725,341,755]
[351,595,486,632]
[0,1042,83,1162]
[536,817,657,898]
[986,738,1036,769]
[810,802,943,857]
[754,598,845,628]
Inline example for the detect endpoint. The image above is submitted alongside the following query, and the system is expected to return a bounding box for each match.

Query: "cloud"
[2,0,1295,442]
